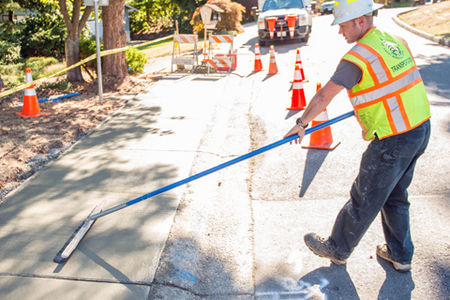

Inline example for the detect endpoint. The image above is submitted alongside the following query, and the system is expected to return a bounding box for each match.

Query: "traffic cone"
[287,64,306,110]
[285,15,298,39]
[17,67,46,118]
[268,45,278,75]
[294,48,305,81]
[253,43,263,72]
[302,83,340,150]
[202,40,208,62]
[266,17,278,39]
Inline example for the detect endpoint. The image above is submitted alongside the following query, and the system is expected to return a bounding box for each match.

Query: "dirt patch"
[399,2,450,38]
[0,72,162,200]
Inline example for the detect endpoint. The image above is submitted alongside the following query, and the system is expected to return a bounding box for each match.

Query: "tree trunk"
[102,0,127,81]
[59,0,93,83]
[66,38,83,82]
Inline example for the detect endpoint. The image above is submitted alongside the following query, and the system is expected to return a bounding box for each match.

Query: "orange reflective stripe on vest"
[343,28,430,140]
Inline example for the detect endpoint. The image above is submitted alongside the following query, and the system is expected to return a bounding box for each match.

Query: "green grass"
[135,37,173,51]
[0,57,60,87]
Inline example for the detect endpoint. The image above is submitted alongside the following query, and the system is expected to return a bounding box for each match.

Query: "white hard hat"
[332,0,384,26]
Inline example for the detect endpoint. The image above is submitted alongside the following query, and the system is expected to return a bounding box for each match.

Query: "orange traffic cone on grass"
[302,83,340,150]
[268,45,278,75]
[17,67,46,118]
[287,64,306,110]
[253,43,263,72]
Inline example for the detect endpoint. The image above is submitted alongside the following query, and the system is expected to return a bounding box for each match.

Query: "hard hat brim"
[331,3,384,26]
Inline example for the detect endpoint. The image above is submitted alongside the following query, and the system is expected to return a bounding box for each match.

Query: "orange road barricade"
[302,83,341,150]
[287,64,306,110]
[17,67,46,118]
[206,34,236,73]
[171,34,198,72]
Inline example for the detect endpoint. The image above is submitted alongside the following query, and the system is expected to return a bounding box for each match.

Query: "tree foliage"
[191,0,245,34]
[128,0,207,34]
[0,0,22,35]
[0,0,66,60]
[19,12,67,58]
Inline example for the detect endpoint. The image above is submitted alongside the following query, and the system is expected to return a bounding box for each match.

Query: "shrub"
[79,35,103,76]
[0,41,22,65]
[191,0,246,34]
[0,57,58,88]
[25,57,59,79]
[126,48,147,74]
[18,13,67,59]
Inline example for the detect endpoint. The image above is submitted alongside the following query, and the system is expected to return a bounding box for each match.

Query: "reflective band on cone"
[302,83,340,150]
[287,64,306,110]
[285,15,298,39]
[253,43,263,72]
[266,17,277,40]
[202,42,208,62]
[268,45,278,75]
[294,48,305,81]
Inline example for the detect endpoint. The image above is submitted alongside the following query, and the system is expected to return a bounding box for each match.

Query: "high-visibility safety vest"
[343,27,431,141]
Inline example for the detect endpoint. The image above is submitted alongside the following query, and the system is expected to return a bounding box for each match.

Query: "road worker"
[283,0,431,272]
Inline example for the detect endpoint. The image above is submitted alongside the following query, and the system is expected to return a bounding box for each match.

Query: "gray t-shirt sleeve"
[330,59,363,90]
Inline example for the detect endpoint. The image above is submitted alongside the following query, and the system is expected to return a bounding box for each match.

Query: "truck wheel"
[302,26,312,42]
[259,40,266,47]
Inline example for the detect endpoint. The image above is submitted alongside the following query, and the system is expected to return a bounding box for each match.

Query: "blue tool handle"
[91,110,355,220]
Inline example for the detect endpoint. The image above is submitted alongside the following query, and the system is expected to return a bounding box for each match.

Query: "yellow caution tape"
[0,34,174,100]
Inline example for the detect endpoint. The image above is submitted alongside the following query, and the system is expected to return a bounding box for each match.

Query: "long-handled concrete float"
[54,111,355,263]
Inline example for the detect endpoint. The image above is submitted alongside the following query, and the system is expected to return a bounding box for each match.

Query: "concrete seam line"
[392,15,450,48]
[0,272,150,286]
[0,34,174,101]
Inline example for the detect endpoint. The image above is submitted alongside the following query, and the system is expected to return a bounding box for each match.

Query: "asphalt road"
[0,7,448,300]
[149,8,450,300]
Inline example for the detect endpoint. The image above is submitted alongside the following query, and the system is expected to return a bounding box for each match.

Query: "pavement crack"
[152,280,254,298]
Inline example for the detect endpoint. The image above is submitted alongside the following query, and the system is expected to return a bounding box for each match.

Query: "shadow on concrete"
[433,263,450,299]
[376,257,415,299]
[159,74,191,81]
[417,52,450,100]
[148,237,250,299]
[255,264,359,299]
[262,73,277,82]
[0,98,187,299]
[299,265,360,299]
[299,149,330,197]
[242,36,307,55]
[73,102,165,151]
[285,109,301,120]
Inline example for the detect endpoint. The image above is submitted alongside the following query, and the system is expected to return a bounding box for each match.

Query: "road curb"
[392,14,450,48]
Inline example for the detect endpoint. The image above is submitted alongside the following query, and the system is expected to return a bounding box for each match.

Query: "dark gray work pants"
[329,120,431,264]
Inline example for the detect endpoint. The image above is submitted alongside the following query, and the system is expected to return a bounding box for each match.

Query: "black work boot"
[304,233,346,265]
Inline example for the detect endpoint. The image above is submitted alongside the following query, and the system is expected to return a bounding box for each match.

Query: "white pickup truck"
[256,0,313,46]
